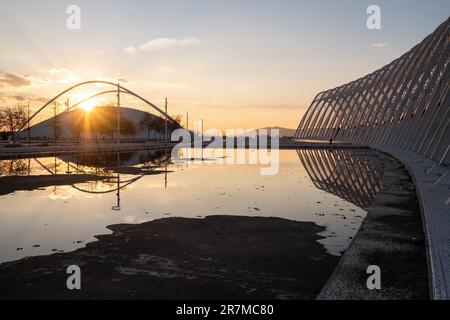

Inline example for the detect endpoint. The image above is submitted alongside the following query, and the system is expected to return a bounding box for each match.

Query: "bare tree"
[0,105,28,143]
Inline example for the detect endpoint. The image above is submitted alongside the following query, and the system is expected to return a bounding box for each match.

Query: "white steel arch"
[295,17,450,166]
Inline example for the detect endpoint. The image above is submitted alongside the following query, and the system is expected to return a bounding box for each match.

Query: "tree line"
[0,104,27,143]
[0,104,182,142]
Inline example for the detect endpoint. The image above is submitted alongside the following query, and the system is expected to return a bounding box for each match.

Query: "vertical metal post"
[165,97,168,143]
[27,102,30,146]
[112,152,121,211]
[117,83,121,146]
[201,118,204,161]
[186,112,189,131]
[53,100,57,145]
[165,149,168,189]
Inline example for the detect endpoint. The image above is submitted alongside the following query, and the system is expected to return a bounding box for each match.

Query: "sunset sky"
[0,0,449,131]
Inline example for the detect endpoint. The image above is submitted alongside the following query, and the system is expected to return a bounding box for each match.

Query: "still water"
[0,148,383,263]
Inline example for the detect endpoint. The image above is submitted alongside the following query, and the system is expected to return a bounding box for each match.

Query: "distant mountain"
[235,127,297,138]
[257,127,297,137]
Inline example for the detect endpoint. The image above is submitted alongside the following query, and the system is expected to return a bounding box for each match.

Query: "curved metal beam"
[19,80,179,132]
[295,17,450,165]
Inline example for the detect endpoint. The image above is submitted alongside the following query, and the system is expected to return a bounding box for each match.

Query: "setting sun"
[79,99,96,111]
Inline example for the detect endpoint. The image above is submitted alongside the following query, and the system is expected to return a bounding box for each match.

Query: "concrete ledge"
[374,147,450,300]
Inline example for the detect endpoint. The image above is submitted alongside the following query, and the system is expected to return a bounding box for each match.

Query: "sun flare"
[79,99,96,111]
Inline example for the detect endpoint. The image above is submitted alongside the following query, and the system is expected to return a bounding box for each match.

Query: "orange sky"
[1,1,448,131]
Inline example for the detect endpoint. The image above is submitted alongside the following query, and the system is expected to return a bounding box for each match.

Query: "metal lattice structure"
[295,18,450,166]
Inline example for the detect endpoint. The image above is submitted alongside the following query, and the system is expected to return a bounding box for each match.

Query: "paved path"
[376,147,450,300]
[317,152,429,300]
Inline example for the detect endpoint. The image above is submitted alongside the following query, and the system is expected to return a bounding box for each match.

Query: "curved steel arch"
[20,80,178,132]
[70,175,144,195]
[295,17,450,166]
[66,89,179,123]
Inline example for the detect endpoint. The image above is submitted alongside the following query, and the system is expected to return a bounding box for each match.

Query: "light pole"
[27,102,31,146]
[53,101,57,145]
[165,97,168,143]
[201,118,204,161]
[112,152,121,211]
[186,112,189,131]
[117,83,121,147]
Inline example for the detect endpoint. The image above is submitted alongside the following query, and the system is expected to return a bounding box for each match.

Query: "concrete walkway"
[375,147,450,300]
[317,152,429,300]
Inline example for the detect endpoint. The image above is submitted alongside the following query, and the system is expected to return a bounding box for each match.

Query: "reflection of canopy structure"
[297,149,383,209]
[295,18,450,166]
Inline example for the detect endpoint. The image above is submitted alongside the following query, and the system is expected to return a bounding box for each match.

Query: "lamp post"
[186,112,189,131]
[117,83,121,147]
[165,97,168,143]
[27,102,31,146]
[53,101,57,145]
[201,118,204,161]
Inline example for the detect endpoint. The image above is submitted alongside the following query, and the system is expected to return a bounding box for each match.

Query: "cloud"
[124,46,137,54]
[0,71,31,88]
[2,94,49,104]
[130,37,201,52]
[124,37,201,54]
[371,42,390,49]
[32,97,50,103]
[45,68,83,84]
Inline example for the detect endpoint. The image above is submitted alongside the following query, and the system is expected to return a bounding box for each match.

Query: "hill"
[18,106,172,140]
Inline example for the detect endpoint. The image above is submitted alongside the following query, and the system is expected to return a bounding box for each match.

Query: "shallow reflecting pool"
[0,148,383,263]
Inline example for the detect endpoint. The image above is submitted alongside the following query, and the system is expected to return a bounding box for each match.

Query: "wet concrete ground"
[0,216,338,299]
[318,152,429,300]
[0,150,430,300]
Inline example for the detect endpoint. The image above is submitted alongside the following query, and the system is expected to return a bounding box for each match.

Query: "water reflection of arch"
[10,149,171,195]
[297,149,384,209]
[65,150,171,194]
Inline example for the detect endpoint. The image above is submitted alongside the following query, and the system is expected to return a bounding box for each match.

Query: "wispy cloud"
[46,68,83,84]
[124,37,201,54]
[0,71,31,88]
[0,94,50,105]
[139,37,201,51]
[371,42,390,49]
[124,46,137,54]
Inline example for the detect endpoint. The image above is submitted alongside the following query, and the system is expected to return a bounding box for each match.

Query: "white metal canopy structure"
[295,17,450,166]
